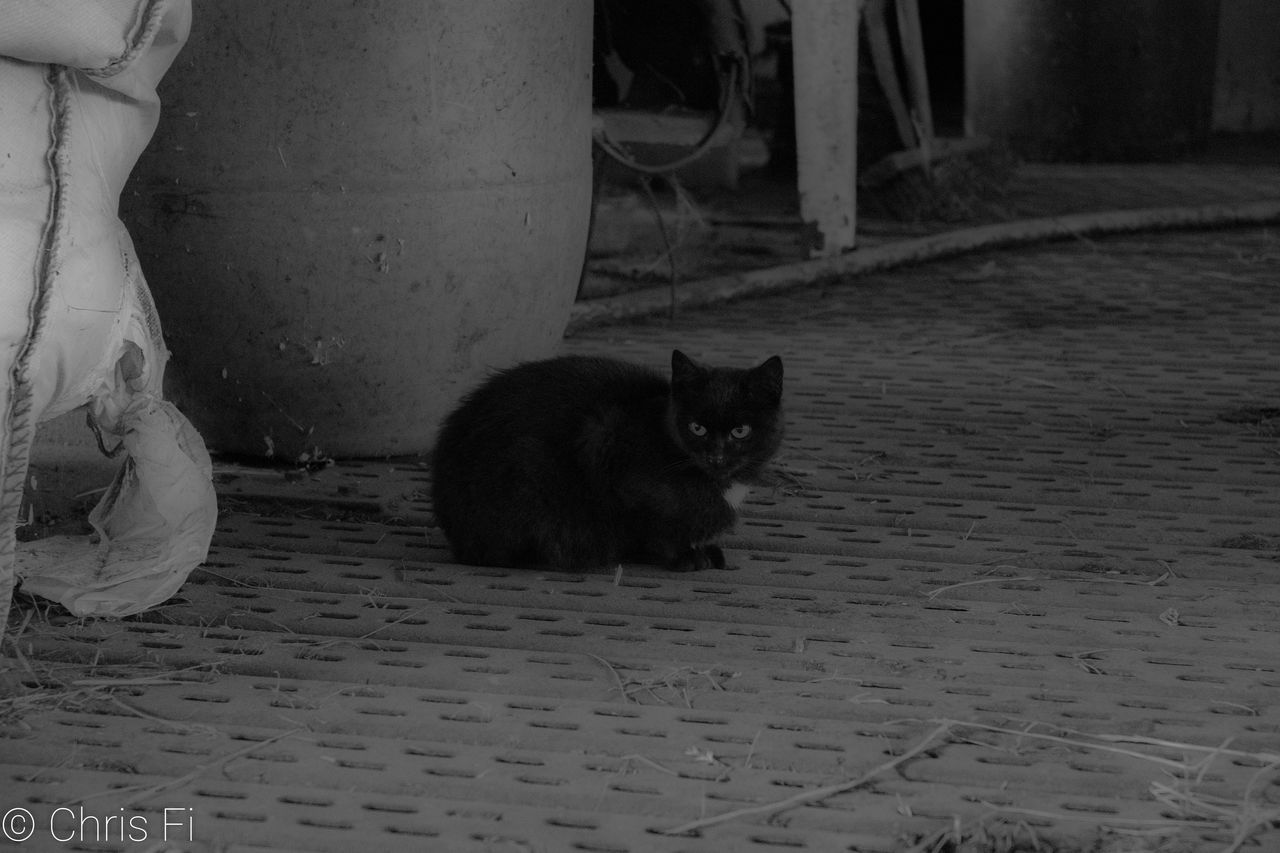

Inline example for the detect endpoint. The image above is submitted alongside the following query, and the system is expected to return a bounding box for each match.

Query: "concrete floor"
[3,163,1280,852]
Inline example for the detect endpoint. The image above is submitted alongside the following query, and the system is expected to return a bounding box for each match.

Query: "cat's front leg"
[667,542,726,572]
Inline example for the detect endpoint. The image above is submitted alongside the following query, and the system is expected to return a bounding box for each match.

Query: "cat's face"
[669,350,784,483]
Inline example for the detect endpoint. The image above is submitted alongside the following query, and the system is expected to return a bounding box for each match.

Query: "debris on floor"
[4,223,1279,852]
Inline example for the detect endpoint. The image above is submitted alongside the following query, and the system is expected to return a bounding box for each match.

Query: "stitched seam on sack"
[84,0,171,79]
[0,67,74,614]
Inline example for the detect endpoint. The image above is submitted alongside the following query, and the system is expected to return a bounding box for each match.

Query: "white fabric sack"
[1,0,215,622]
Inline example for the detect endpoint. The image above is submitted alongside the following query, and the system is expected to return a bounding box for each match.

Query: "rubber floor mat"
[3,228,1279,852]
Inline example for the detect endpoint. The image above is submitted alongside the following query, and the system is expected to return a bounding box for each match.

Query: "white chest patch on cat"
[723,482,750,509]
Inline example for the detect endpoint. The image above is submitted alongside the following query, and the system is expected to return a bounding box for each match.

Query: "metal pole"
[792,0,863,257]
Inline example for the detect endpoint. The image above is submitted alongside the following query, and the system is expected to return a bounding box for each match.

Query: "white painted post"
[791,0,863,257]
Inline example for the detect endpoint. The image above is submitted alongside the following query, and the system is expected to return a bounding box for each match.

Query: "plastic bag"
[16,395,216,618]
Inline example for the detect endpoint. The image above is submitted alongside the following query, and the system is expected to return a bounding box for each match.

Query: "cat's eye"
[730,425,752,439]
[688,422,707,437]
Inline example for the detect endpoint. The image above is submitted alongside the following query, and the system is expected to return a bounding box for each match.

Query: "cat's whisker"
[660,458,697,475]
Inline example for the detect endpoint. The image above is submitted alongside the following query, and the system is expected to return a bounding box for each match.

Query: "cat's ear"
[671,349,702,386]
[746,355,784,405]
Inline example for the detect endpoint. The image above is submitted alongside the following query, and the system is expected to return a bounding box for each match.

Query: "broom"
[858,0,1013,222]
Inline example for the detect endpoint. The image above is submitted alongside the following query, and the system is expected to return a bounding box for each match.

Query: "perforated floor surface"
[5,227,1280,852]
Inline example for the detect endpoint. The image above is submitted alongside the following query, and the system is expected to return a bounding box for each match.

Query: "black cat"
[431,350,784,572]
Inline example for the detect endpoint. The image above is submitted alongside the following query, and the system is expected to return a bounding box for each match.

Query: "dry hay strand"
[662,721,956,836]
[651,715,1279,851]
[905,815,1056,853]
[1,655,223,733]
[1,605,222,730]
[64,726,306,811]
[588,653,730,709]
[939,719,1280,853]
[903,813,1219,853]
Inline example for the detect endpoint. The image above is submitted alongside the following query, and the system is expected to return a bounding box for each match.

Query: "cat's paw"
[666,550,701,572]
[667,544,725,572]
[702,544,726,570]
